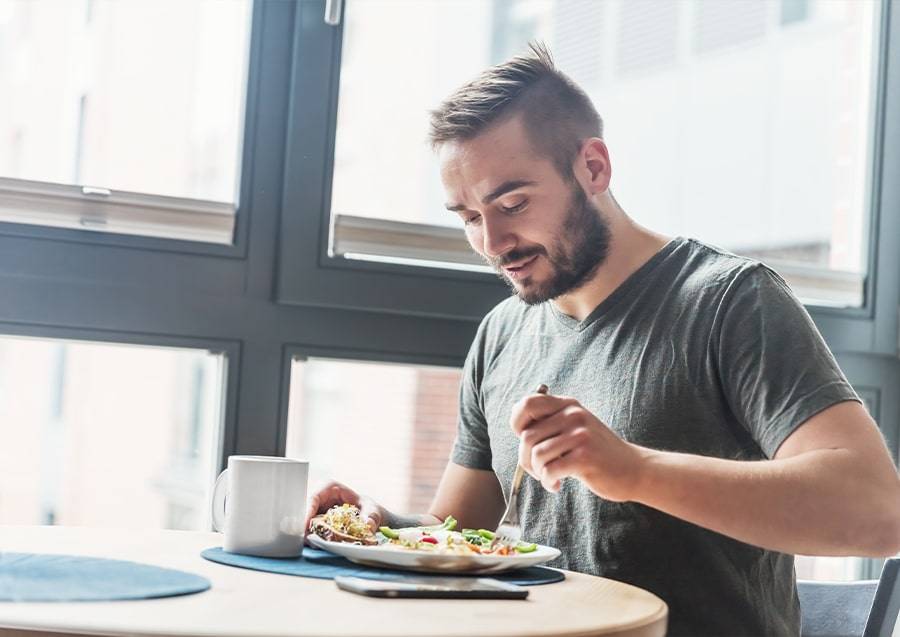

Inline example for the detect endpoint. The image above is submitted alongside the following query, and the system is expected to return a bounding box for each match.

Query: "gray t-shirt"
[451,237,859,637]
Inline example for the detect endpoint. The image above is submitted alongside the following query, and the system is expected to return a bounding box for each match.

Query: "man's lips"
[502,254,539,280]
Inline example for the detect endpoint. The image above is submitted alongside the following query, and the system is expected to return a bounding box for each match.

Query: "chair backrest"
[863,558,900,637]
[798,579,878,637]
[798,558,900,637]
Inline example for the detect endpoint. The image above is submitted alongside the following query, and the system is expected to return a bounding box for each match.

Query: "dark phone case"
[334,576,529,599]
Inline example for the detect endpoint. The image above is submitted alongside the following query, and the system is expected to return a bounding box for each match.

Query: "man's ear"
[575,138,612,194]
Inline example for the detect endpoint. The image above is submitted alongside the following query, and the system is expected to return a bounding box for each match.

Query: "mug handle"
[211,468,229,532]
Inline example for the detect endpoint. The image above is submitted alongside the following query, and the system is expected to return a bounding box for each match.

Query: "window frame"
[0,0,480,528]
[275,0,507,322]
[805,0,900,358]
[0,0,264,260]
[0,0,895,568]
[0,0,321,476]
[276,0,900,354]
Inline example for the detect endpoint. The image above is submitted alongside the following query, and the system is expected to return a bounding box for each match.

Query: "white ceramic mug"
[211,455,309,558]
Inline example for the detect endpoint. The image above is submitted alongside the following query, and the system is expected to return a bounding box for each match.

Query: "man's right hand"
[304,481,385,539]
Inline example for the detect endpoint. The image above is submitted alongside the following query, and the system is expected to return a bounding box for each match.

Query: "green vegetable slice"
[415,515,457,532]
[378,526,399,540]
[514,542,538,553]
[380,515,457,539]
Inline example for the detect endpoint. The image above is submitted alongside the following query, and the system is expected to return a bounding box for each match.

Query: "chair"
[798,558,900,637]
[865,558,900,637]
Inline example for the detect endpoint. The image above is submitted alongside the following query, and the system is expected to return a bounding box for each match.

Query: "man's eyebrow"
[483,180,536,205]
[444,180,536,212]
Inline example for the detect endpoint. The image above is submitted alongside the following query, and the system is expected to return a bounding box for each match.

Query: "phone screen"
[334,576,529,599]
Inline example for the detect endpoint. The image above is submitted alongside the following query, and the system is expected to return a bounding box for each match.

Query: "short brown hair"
[428,42,602,180]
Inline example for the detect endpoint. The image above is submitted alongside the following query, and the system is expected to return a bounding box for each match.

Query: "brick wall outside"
[409,367,462,512]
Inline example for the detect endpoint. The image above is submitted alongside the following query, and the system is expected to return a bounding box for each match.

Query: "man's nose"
[481,216,516,259]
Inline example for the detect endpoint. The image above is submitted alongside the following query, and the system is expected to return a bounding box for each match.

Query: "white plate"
[306,534,561,575]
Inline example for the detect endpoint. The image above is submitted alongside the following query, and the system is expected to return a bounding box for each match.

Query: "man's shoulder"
[665,239,805,329]
[673,237,769,295]
[469,295,539,354]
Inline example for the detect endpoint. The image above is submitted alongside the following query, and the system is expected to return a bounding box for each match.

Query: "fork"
[492,383,549,549]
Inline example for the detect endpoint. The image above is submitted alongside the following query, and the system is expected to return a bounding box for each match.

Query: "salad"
[309,504,538,555]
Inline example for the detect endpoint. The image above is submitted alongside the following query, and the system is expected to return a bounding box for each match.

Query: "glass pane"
[331,0,879,306]
[795,555,862,581]
[0,0,250,203]
[0,336,225,530]
[286,358,461,514]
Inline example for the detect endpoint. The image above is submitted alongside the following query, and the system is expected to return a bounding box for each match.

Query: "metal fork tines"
[493,383,549,548]
[493,463,526,547]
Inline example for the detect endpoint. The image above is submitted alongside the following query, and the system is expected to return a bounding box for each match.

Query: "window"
[0,336,225,530]
[781,0,811,26]
[286,358,461,513]
[795,555,863,581]
[0,0,251,243]
[327,0,880,307]
[0,0,895,590]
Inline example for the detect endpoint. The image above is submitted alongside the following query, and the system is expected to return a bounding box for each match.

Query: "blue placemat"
[201,547,564,586]
[0,552,211,602]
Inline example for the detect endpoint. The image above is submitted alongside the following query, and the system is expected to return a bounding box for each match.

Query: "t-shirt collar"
[546,236,685,332]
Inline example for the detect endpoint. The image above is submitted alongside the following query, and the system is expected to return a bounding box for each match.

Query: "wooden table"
[0,526,667,637]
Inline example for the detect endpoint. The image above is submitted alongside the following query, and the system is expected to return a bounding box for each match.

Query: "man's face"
[439,116,610,305]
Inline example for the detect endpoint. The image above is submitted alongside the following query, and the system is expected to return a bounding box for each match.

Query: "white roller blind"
[0,177,234,244]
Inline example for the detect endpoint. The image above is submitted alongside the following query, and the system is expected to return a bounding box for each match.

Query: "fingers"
[304,495,320,537]
[516,405,585,473]
[304,481,362,536]
[540,448,585,493]
[509,394,579,436]
[531,428,588,490]
[520,407,580,448]
[302,482,388,542]
[517,411,570,476]
[358,496,384,533]
[321,482,361,510]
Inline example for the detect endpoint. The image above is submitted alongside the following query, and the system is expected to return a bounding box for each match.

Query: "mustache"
[489,246,547,269]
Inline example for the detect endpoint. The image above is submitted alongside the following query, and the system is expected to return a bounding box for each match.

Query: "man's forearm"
[630,447,900,556]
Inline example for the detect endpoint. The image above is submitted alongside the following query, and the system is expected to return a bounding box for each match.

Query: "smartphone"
[334,576,529,599]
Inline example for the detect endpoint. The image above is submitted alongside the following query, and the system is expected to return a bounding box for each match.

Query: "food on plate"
[308,503,378,545]
[309,503,538,555]
[379,518,538,556]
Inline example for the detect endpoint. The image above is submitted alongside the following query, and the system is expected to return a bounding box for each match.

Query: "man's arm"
[425,462,507,530]
[382,462,506,530]
[304,462,505,534]
[634,401,900,556]
[515,395,900,556]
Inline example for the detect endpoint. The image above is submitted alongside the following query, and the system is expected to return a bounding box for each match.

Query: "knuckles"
[562,405,586,422]
[521,429,539,447]
[570,426,590,443]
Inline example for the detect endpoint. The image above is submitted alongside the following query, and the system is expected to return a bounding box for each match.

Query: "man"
[306,44,900,635]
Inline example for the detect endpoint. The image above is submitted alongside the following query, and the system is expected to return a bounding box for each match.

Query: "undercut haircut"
[428,42,603,181]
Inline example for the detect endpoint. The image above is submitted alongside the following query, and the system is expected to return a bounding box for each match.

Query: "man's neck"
[552,199,671,322]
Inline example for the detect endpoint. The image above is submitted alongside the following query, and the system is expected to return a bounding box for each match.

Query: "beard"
[488,185,611,305]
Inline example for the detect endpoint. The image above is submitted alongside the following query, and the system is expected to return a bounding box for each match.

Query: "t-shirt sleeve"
[716,265,860,458]
[450,325,493,471]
